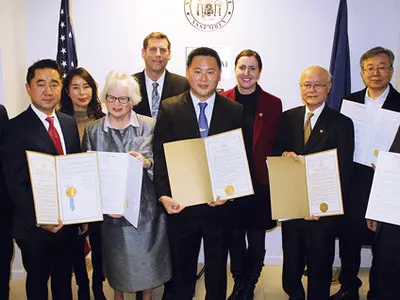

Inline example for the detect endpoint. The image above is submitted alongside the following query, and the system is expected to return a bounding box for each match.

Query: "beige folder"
[164,129,254,207]
[267,149,343,220]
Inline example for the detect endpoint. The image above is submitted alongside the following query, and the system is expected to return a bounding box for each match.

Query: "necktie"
[304,112,314,144]
[46,117,64,155]
[151,82,160,118]
[198,102,209,138]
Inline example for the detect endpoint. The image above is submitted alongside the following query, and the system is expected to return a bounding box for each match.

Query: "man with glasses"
[133,32,189,119]
[275,66,354,300]
[331,47,400,300]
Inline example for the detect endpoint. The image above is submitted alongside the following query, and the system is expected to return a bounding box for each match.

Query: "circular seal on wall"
[184,0,234,32]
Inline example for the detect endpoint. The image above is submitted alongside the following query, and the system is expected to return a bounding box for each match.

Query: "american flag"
[56,0,78,78]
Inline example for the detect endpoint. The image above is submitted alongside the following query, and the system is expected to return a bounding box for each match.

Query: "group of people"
[0,31,399,300]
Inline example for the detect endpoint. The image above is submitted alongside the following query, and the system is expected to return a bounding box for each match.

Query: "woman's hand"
[128,151,152,169]
[108,214,124,218]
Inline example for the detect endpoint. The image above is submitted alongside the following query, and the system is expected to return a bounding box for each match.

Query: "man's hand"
[283,151,300,160]
[40,219,64,233]
[79,223,88,235]
[208,196,228,207]
[128,151,152,169]
[108,214,124,218]
[367,219,378,232]
[305,216,320,221]
[160,196,185,214]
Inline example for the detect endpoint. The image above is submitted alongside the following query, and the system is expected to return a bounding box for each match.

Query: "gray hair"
[101,71,141,107]
[360,46,395,68]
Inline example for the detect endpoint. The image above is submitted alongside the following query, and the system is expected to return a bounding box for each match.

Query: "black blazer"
[153,91,243,201]
[1,106,81,239]
[0,105,11,221]
[133,70,190,117]
[275,104,354,194]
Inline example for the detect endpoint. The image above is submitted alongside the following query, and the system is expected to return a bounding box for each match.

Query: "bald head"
[299,66,332,111]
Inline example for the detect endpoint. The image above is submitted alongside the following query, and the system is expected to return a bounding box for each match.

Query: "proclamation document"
[268,149,343,219]
[27,151,103,225]
[97,152,143,228]
[366,151,400,226]
[164,129,253,207]
[305,150,343,216]
[205,129,253,201]
[341,100,400,166]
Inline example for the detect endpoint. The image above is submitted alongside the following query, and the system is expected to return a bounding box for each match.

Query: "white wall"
[7,0,400,275]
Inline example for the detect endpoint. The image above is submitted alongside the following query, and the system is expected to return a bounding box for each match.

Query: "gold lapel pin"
[259,113,263,117]
[320,129,324,133]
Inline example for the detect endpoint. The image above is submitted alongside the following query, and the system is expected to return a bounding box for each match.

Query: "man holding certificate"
[275,66,354,300]
[1,59,81,300]
[153,47,243,300]
[333,47,400,300]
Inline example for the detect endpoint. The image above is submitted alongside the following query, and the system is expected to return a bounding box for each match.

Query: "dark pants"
[373,222,400,300]
[282,218,337,300]
[229,228,266,283]
[17,234,74,300]
[0,217,13,300]
[73,223,105,299]
[337,218,377,295]
[167,205,230,300]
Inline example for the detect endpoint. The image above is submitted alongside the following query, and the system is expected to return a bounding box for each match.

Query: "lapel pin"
[320,129,324,133]
[259,113,263,117]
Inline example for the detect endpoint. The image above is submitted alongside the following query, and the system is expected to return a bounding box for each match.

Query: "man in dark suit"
[275,66,354,300]
[366,127,400,300]
[1,59,81,300]
[133,32,189,118]
[134,32,190,300]
[153,47,243,300]
[331,46,400,300]
[0,104,12,300]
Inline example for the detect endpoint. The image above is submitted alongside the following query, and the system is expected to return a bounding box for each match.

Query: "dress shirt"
[144,70,166,110]
[103,111,140,131]
[30,104,66,154]
[190,91,216,127]
[304,102,325,129]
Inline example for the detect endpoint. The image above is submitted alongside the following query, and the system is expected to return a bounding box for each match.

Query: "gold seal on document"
[320,202,328,213]
[225,185,235,195]
[66,187,77,198]
[374,149,379,157]
[126,200,129,209]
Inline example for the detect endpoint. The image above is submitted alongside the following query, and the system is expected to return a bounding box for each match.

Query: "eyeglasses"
[105,95,130,104]
[362,66,391,75]
[300,83,329,90]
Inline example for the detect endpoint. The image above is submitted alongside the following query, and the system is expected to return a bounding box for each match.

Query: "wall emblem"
[184,0,234,32]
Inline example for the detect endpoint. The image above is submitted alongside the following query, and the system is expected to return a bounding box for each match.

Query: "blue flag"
[327,0,351,111]
[56,0,78,78]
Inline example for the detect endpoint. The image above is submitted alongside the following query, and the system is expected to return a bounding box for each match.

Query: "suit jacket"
[153,91,243,215]
[341,84,400,219]
[1,106,81,239]
[275,104,354,199]
[0,105,11,222]
[133,70,190,117]
[221,87,282,185]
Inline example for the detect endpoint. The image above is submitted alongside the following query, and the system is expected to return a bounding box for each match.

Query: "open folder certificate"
[366,151,400,226]
[341,100,400,167]
[97,152,143,228]
[26,151,103,225]
[267,149,343,220]
[164,129,254,207]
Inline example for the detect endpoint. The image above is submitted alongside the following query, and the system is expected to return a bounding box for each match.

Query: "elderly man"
[275,66,354,300]
[332,47,400,300]
[133,32,189,119]
[2,59,81,300]
[153,47,243,300]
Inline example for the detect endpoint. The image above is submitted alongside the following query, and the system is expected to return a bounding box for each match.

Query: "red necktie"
[45,117,64,155]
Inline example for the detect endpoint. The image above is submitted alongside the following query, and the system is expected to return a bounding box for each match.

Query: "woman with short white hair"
[82,71,171,300]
